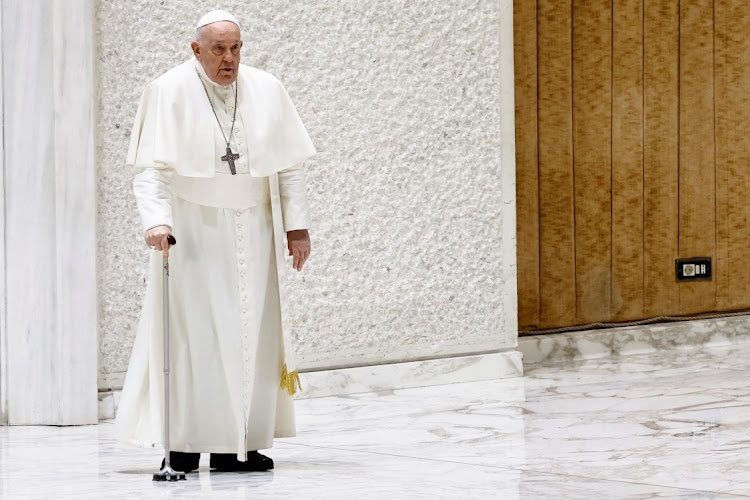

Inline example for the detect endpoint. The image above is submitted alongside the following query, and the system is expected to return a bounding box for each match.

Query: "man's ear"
[191,41,201,60]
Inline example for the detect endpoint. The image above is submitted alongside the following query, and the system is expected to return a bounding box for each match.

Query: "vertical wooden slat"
[644,1,680,317]
[715,0,750,311]
[514,0,540,329]
[611,0,644,321]
[573,0,612,323]
[679,0,716,315]
[537,0,576,328]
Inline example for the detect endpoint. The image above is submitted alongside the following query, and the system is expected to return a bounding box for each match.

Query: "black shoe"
[209,451,274,471]
[159,451,200,473]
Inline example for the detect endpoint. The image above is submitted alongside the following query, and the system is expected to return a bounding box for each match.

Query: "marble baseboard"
[98,372,125,392]
[97,390,121,421]
[98,350,523,420]
[299,350,523,399]
[519,314,750,365]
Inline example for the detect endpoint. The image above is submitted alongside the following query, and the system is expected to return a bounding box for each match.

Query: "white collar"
[194,58,236,92]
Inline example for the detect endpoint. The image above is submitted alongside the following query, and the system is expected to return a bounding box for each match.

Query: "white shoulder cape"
[126,59,316,177]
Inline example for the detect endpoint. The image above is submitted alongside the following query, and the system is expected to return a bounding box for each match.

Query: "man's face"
[191,21,242,86]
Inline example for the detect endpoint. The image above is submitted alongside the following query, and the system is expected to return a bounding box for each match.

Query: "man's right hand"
[145,225,173,258]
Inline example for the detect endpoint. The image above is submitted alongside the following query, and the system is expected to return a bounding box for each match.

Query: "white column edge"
[4,0,97,425]
[51,0,98,424]
[498,0,519,348]
[0,0,8,426]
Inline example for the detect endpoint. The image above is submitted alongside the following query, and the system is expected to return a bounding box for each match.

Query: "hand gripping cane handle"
[153,235,185,482]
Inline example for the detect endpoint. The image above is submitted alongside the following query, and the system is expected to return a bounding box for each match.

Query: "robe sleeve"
[129,81,177,233]
[133,167,175,233]
[277,162,312,232]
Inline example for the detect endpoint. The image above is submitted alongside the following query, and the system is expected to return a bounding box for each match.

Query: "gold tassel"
[280,363,303,396]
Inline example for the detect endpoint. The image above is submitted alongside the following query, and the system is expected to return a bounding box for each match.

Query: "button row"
[235,212,253,369]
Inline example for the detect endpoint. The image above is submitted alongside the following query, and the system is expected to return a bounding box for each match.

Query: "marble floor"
[2,344,750,499]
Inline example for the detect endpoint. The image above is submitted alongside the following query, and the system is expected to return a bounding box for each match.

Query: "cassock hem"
[115,431,292,453]
[115,435,276,455]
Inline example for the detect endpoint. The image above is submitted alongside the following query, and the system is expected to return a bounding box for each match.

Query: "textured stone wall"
[95,0,516,385]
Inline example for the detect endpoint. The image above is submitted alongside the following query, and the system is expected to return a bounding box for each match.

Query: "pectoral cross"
[221,147,240,175]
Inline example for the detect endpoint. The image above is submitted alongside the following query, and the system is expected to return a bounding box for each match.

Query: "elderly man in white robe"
[114,10,316,473]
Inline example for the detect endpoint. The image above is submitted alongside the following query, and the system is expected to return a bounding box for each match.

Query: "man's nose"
[223,52,233,64]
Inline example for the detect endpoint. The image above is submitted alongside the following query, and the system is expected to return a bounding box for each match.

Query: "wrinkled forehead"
[200,21,242,44]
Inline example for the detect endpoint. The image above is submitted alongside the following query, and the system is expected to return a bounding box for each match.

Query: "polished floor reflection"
[2,343,750,499]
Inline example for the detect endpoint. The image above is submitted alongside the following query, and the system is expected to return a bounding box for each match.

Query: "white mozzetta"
[3,0,98,424]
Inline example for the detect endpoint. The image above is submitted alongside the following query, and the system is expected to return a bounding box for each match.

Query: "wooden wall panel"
[611,0,644,321]
[516,0,750,332]
[715,0,750,311]
[678,1,716,315]
[643,1,680,317]
[514,0,540,329]
[537,0,576,328]
[573,0,612,323]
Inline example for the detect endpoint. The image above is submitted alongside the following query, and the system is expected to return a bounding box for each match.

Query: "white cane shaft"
[162,256,171,466]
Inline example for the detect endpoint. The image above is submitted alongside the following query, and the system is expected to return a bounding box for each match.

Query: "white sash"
[171,173,270,209]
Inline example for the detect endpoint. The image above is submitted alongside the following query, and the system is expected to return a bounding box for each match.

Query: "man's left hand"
[287,229,311,272]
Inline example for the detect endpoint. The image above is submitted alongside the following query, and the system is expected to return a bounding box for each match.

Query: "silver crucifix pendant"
[221,147,240,175]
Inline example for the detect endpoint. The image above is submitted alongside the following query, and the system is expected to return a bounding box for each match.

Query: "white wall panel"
[3,0,97,425]
[95,0,519,387]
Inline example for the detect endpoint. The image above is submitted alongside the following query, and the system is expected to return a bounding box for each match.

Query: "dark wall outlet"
[676,257,712,282]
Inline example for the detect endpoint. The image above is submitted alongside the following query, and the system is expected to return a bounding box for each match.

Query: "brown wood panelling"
[514,0,540,329]
[515,0,750,332]
[678,0,716,315]
[715,0,750,311]
[537,0,576,327]
[573,0,612,323]
[611,0,644,321]
[643,1,680,317]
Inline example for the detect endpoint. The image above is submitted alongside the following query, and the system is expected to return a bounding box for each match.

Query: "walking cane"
[153,235,186,482]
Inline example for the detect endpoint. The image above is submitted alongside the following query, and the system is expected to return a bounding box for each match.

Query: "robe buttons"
[236,211,241,216]
[240,272,245,277]
[238,235,243,240]
[239,259,244,265]
[242,308,247,313]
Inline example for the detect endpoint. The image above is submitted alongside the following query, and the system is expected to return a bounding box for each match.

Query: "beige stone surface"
[95,0,515,384]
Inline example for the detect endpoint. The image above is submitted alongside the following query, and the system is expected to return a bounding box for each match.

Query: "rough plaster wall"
[96,0,515,384]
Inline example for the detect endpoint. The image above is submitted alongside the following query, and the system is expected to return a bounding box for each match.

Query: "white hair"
[195,26,206,45]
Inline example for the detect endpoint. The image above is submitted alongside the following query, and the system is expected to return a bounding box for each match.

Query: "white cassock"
[114,58,316,459]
